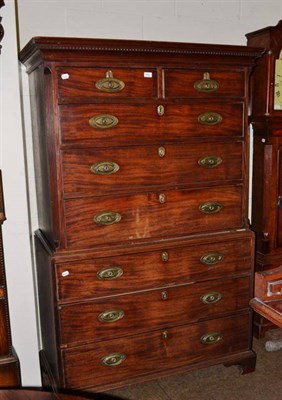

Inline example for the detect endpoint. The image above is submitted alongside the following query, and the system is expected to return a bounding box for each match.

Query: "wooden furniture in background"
[19,37,263,392]
[0,1,21,388]
[250,267,282,328]
[0,172,21,387]
[247,20,282,337]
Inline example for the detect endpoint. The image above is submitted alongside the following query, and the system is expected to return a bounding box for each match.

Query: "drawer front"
[64,186,243,248]
[164,69,245,98]
[59,276,250,346]
[57,67,157,99]
[59,103,243,146]
[61,142,243,194]
[62,313,250,389]
[0,301,10,356]
[56,234,253,302]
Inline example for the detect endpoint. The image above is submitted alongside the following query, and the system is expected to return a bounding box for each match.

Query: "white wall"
[1,0,282,388]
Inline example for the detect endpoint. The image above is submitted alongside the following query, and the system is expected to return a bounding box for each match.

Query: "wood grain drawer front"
[57,68,157,99]
[164,69,245,98]
[59,276,250,346]
[62,312,250,389]
[59,103,244,146]
[56,235,252,302]
[61,142,243,194]
[0,301,10,356]
[64,185,243,248]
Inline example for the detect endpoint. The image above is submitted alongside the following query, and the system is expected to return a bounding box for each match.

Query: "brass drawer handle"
[96,70,125,93]
[161,251,169,262]
[199,201,223,214]
[194,72,219,93]
[98,309,125,323]
[97,266,124,281]
[101,352,126,367]
[198,112,222,126]
[200,332,223,345]
[198,156,222,169]
[157,105,165,116]
[89,114,119,129]
[94,211,122,225]
[200,291,223,304]
[200,253,224,265]
[90,161,120,175]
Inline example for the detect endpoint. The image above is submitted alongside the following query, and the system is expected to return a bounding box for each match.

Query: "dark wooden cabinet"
[0,172,21,387]
[19,37,263,392]
[247,20,282,337]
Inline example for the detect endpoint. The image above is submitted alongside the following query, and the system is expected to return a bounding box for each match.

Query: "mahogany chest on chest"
[19,37,263,391]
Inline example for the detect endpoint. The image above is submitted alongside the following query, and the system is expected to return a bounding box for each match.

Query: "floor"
[107,338,282,400]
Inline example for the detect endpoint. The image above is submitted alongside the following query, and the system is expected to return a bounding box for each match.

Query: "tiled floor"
[107,338,282,400]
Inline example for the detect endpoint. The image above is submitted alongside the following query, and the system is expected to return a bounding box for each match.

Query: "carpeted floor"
[108,338,282,400]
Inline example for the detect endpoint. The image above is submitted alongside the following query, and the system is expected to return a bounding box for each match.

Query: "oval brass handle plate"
[101,352,126,367]
[200,291,223,304]
[90,161,120,175]
[199,201,223,214]
[200,332,223,345]
[198,156,222,169]
[98,309,125,323]
[97,266,124,281]
[89,114,119,129]
[96,70,125,93]
[200,252,224,265]
[94,211,122,225]
[198,112,222,126]
[194,72,219,93]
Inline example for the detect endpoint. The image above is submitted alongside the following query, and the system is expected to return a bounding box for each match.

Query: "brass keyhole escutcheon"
[159,193,166,204]
[157,105,165,116]
[161,251,169,262]
[162,330,169,340]
[158,146,166,157]
[161,290,168,300]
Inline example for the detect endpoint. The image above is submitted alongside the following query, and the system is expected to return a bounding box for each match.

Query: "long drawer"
[56,234,253,302]
[64,185,243,248]
[62,312,250,389]
[59,276,250,346]
[59,103,244,146]
[61,142,243,194]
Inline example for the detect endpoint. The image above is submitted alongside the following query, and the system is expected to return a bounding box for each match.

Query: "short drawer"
[64,185,243,249]
[59,102,244,146]
[56,233,253,302]
[57,67,157,99]
[59,276,250,346]
[62,312,250,389]
[61,142,243,194]
[164,69,245,98]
